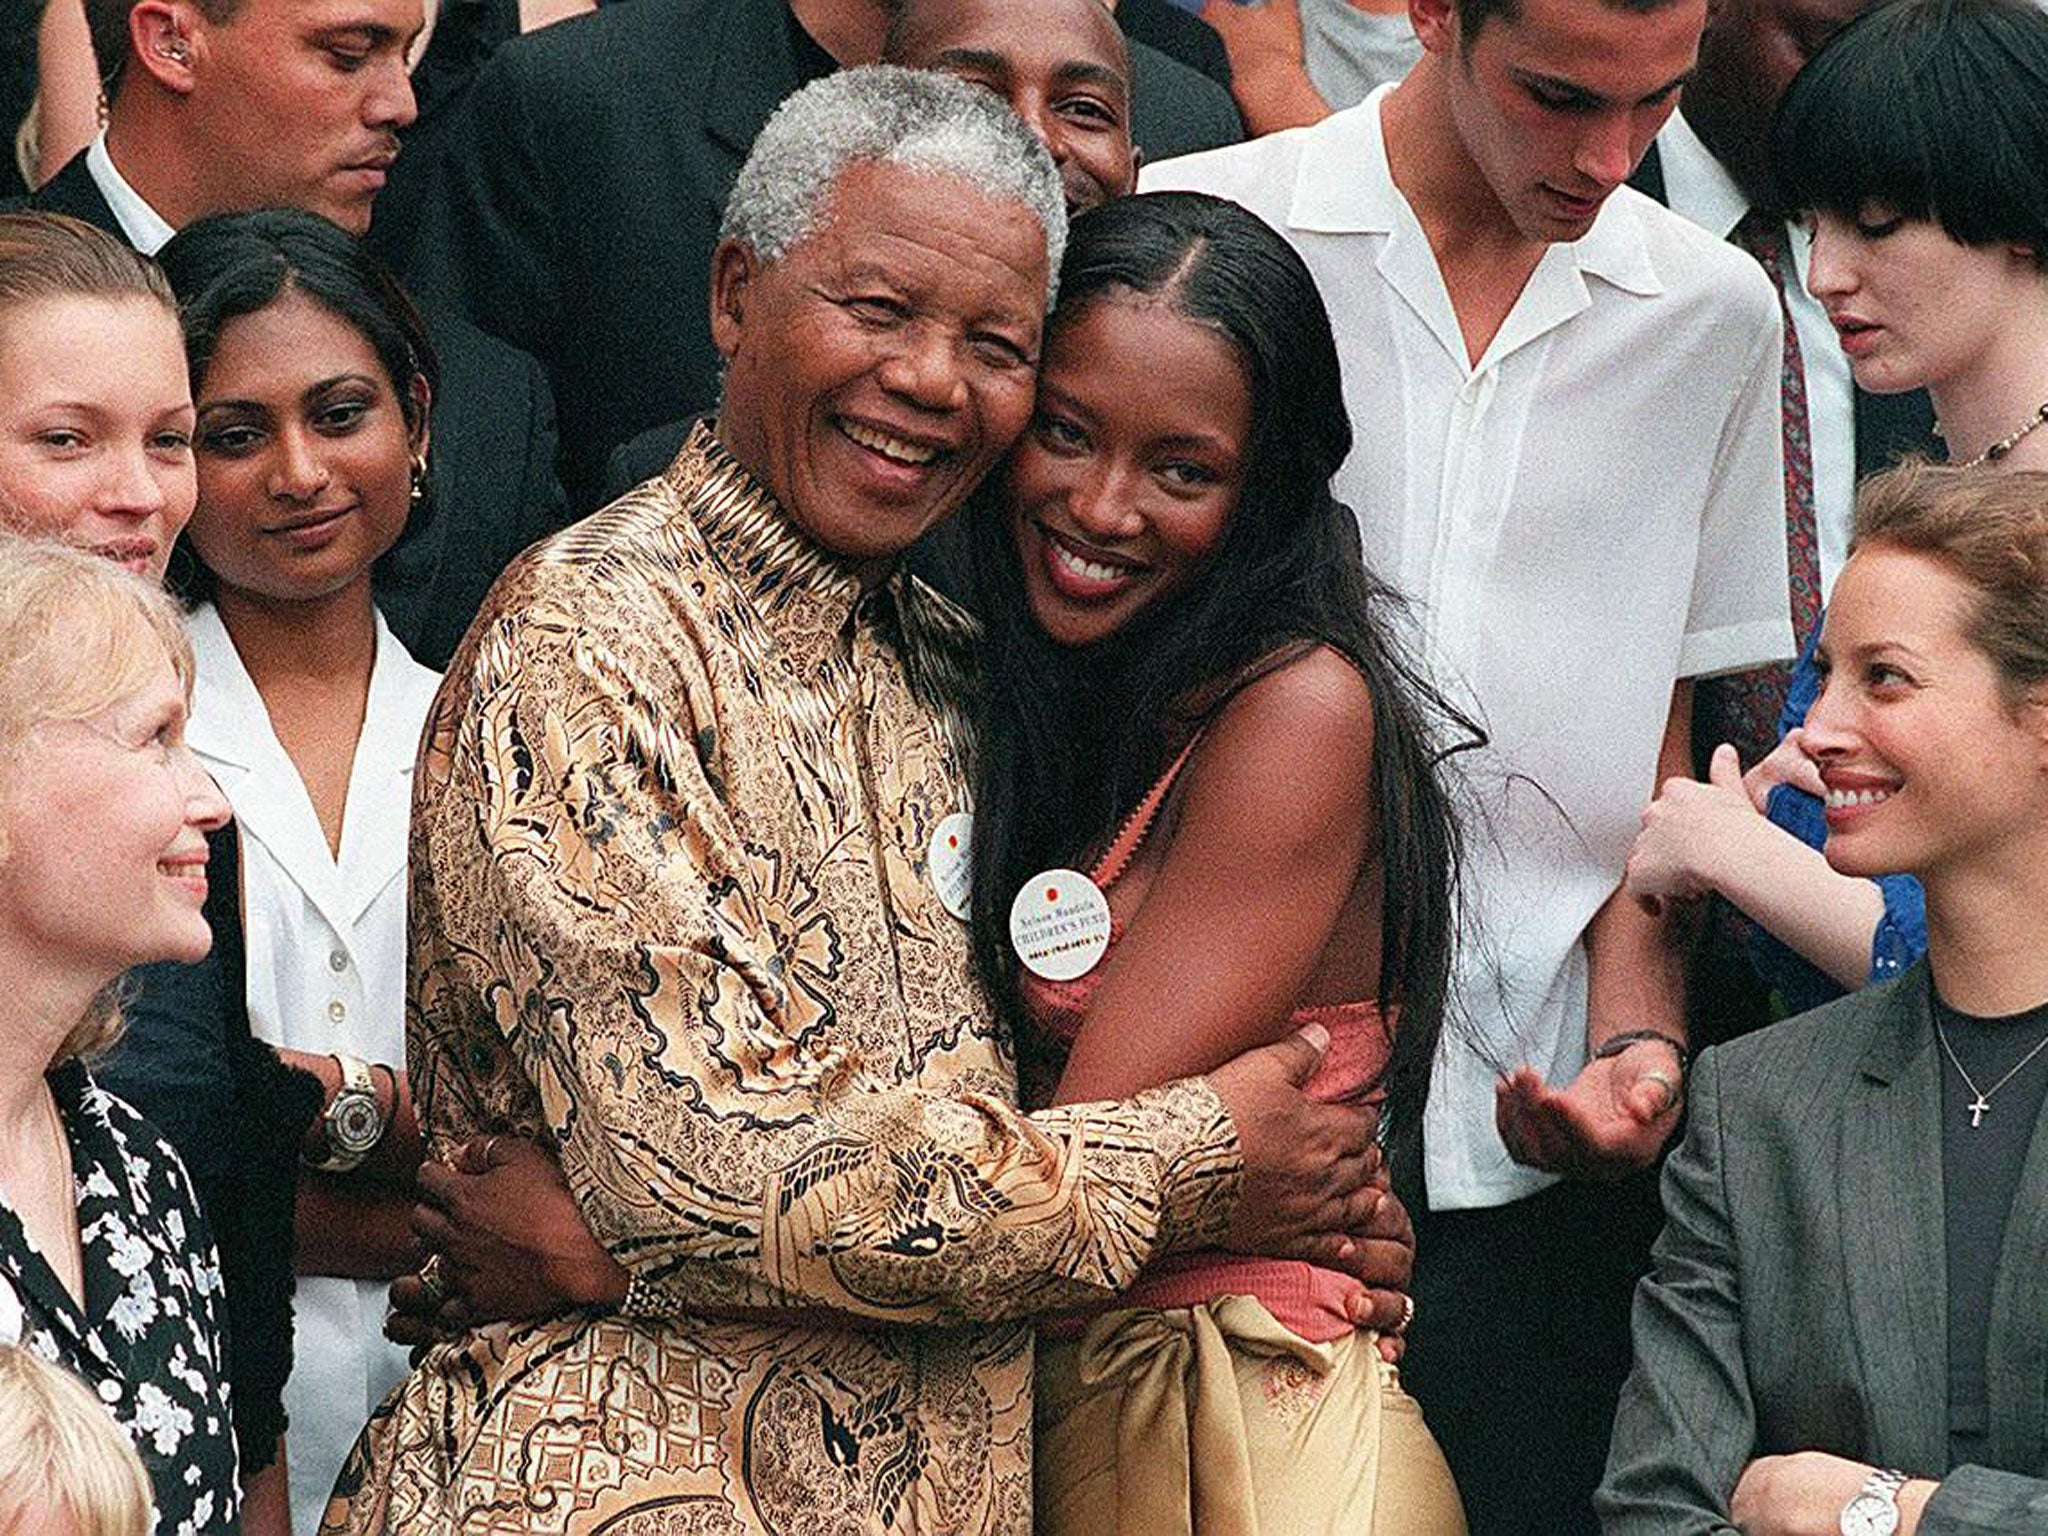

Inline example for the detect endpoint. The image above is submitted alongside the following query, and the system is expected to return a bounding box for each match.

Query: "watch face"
[331,1090,384,1155]
[1840,1492,1900,1536]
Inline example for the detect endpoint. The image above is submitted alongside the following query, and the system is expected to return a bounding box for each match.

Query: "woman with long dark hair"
[967,190,1470,1535]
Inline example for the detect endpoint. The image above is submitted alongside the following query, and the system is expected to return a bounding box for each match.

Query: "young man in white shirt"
[1143,0,1790,1525]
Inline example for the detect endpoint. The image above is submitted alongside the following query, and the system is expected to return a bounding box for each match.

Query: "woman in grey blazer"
[1599,463,2048,1536]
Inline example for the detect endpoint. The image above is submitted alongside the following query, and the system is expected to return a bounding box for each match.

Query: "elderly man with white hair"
[327,65,1391,1536]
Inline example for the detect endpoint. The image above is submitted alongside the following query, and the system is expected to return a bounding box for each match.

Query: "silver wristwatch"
[307,1053,388,1173]
[1839,1468,1909,1536]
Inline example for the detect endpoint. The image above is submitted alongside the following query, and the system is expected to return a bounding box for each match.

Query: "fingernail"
[1298,1021,1331,1053]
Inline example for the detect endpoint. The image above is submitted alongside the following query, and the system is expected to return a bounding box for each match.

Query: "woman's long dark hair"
[154,207,441,606]
[965,191,1479,1166]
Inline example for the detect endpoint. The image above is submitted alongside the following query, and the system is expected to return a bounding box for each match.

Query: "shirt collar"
[1286,83,1663,299]
[85,132,176,256]
[1655,109,1750,241]
[667,422,869,676]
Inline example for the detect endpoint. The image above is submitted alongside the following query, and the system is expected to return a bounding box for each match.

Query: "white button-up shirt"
[1145,88,1792,1208]
[187,604,439,1533]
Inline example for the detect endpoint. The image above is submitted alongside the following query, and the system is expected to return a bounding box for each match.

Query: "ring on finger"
[1396,1292,1416,1335]
[1643,1069,1681,1116]
[418,1253,449,1307]
[481,1135,501,1163]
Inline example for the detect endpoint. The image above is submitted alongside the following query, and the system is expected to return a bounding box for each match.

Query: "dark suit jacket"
[1118,0,1232,85]
[1128,30,1246,161]
[397,0,1243,511]
[25,150,572,669]
[1630,142,1940,480]
[1599,966,2048,1535]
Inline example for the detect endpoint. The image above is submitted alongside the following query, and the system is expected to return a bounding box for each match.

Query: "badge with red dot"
[1009,869,1111,981]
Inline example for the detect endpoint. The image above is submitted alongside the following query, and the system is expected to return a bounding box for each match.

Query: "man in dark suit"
[397,0,1241,511]
[1628,0,1940,1045]
[23,0,569,669]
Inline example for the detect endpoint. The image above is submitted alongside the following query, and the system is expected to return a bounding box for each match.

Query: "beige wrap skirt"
[1035,1295,1467,1536]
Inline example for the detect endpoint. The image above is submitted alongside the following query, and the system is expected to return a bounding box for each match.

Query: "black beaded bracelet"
[1592,1028,1691,1074]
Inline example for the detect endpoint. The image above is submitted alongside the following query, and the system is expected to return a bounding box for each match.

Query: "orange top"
[1019,731,1391,1342]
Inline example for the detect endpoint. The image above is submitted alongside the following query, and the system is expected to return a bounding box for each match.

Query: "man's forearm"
[1589,680,1695,1052]
[1585,876,1688,1052]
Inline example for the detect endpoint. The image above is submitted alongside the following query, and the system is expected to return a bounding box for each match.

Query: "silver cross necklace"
[1933,1016,2048,1128]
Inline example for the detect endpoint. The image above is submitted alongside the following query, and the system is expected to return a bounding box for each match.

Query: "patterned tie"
[1697,209,1820,768]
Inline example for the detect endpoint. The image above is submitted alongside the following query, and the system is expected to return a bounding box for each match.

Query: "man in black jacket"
[21,0,570,669]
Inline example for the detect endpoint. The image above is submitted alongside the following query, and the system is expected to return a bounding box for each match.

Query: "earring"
[409,452,427,505]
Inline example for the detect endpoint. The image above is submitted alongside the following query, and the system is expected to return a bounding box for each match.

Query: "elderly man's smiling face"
[710,158,1048,576]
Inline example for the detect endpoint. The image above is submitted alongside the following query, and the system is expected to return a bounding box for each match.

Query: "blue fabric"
[1748,617,1928,1010]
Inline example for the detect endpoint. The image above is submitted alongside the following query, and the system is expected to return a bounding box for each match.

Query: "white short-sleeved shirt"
[1144,88,1792,1209]
[187,603,440,1533]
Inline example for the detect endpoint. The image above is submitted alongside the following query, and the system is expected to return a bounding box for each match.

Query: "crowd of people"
[0,0,2045,1532]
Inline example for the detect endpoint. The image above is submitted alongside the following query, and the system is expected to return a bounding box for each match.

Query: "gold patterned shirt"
[325,425,1241,1535]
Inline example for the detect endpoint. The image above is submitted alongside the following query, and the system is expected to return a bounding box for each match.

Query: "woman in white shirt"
[156,208,440,1533]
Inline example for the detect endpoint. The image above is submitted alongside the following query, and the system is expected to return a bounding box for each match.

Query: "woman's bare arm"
[1054,647,1379,1105]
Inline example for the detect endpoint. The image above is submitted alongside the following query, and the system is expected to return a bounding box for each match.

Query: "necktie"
[1698,209,1819,768]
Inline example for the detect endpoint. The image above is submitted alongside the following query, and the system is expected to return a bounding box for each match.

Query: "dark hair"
[1454,0,1682,48]
[1772,0,2048,263]
[964,191,1478,1167]
[153,208,438,605]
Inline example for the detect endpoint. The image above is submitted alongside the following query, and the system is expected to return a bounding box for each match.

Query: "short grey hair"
[718,64,1068,306]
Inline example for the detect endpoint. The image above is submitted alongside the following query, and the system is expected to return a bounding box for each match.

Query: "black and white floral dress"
[0,1061,239,1534]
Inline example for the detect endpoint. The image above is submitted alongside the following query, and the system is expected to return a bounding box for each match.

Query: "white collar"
[85,132,176,257]
[1655,110,1750,242]
[1285,84,1662,298]
[186,601,438,778]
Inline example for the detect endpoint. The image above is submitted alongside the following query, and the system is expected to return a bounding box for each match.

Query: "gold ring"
[418,1253,448,1307]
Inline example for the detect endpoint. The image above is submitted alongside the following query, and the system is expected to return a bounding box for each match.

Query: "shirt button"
[328,999,347,1023]
[98,1378,121,1403]
[329,950,348,973]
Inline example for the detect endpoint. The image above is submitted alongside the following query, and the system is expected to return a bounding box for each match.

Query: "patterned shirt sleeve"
[411,598,1241,1328]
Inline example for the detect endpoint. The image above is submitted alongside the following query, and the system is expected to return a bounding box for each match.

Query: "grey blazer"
[1598,964,2048,1534]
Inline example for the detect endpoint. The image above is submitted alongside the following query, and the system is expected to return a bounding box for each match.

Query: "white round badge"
[1009,868,1112,981]
[928,812,974,923]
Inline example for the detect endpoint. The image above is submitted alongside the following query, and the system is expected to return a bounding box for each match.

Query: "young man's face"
[1421,0,1705,241]
[187,0,421,233]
